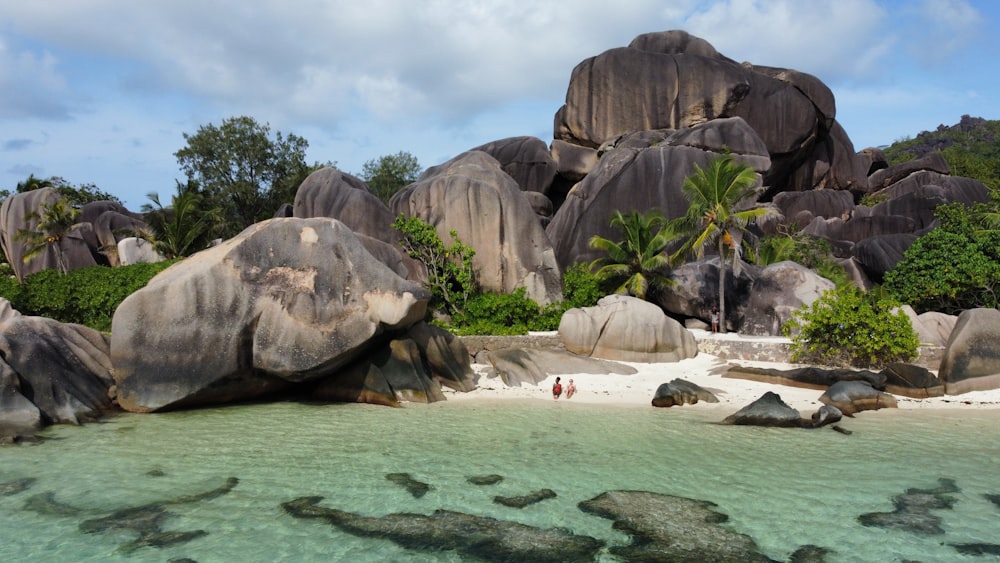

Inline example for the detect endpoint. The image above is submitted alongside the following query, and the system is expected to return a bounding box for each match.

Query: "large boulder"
[656,257,760,332]
[390,151,563,305]
[938,308,1000,395]
[0,300,114,434]
[741,261,835,336]
[547,117,770,269]
[851,233,918,283]
[651,379,719,407]
[293,167,399,247]
[82,201,149,267]
[111,218,431,413]
[485,348,636,387]
[0,188,97,281]
[559,295,697,363]
[470,136,558,194]
[117,237,166,266]
[721,391,804,427]
[553,30,861,194]
[819,381,897,415]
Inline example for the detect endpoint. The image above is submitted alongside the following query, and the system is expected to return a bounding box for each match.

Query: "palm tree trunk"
[717,237,727,334]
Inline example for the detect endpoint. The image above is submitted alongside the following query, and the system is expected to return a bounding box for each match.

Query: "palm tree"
[14,198,85,275]
[588,209,674,300]
[141,185,222,259]
[670,154,781,333]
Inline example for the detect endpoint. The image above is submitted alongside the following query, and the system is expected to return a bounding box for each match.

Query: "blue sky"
[1,0,997,209]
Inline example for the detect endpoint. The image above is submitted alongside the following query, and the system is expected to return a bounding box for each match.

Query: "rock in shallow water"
[281,496,604,562]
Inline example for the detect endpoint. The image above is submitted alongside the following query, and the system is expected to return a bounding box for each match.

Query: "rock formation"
[651,379,719,407]
[559,295,697,363]
[938,308,1000,395]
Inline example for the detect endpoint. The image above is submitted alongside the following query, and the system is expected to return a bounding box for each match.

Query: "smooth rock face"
[0,302,114,431]
[938,308,1000,395]
[651,378,719,407]
[742,261,835,336]
[117,237,166,266]
[0,188,97,281]
[657,257,760,331]
[391,151,563,305]
[559,295,698,363]
[485,348,636,387]
[470,136,558,194]
[819,381,898,415]
[722,391,803,427]
[292,167,400,247]
[111,218,431,413]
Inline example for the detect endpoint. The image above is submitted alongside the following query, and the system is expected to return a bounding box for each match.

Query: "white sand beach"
[443,337,1000,412]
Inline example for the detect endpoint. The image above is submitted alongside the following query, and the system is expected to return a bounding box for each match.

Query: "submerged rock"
[385,473,433,499]
[577,490,773,562]
[0,477,35,496]
[858,478,959,535]
[493,488,557,509]
[282,496,604,562]
[467,474,504,486]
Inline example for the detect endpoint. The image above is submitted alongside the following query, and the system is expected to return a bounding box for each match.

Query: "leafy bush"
[561,262,606,309]
[392,214,475,319]
[784,285,919,369]
[883,202,1000,314]
[757,228,850,287]
[0,261,177,332]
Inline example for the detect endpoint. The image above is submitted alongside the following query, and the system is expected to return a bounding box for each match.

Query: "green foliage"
[0,261,177,332]
[175,116,311,236]
[883,201,1000,314]
[13,174,120,206]
[588,210,674,300]
[361,151,422,204]
[882,115,1000,195]
[784,285,919,369]
[756,226,850,287]
[141,181,223,258]
[14,198,85,275]
[392,214,476,319]
[452,289,539,335]
[670,154,781,332]
[560,262,606,309]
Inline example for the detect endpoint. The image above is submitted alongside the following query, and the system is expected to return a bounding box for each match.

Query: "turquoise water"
[2,400,999,562]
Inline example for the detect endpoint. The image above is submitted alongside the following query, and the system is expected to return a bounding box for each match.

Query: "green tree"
[392,214,476,319]
[175,116,310,236]
[756,224,850,287]
[140,181,223,258]
[361,151,422,204]
[670,155,781,333]
[14,198,86,275]
[883,201,1000,313]
[588,210,674,300]
[785,285,919,369]
[14,174,120,206]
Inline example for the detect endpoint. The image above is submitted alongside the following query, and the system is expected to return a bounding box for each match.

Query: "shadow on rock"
[282,496,604,562]
[858,478,959,535]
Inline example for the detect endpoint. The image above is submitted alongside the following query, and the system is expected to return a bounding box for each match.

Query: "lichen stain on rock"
[261,267,317,293]
[364,290,426,328]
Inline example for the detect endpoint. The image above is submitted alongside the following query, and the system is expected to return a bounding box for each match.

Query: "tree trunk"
[718,237,727,334]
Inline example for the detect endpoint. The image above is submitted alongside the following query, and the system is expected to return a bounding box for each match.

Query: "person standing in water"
[565,379,577,399]
[552,377,563,400]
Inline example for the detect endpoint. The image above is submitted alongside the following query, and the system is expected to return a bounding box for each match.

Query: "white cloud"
[0,36,74,119]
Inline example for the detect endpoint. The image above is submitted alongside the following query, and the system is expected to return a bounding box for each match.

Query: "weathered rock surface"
[722,391,803,427]
[938,308,1000,395]
[880,363,943,398]
[657,257,760,331]
[724,365,885,390]
[742,261,835,336]
[111,218,431,413]
[470,136,558,194]
[0,188,97,281]
[559,295,697,363]
[0,300,114,435]
[282,496,605,562]
[391,151,563,305]
[651,378,719,407]
[819,381,897,415]
[117,237,166,266]
[851,233,918,283]
[547,117,770,269]
[485,348,635,387]
[293,167,399,247]
[577,489,772,562]
[83,201,149,267]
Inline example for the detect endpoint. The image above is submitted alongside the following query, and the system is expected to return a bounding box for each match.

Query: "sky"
[1,0,997,209]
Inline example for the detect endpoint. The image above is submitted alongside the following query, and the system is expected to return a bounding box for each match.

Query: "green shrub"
[784,285,919,369]
[0,261,177,332]
[392,214,476,319]
[561,262,606,308]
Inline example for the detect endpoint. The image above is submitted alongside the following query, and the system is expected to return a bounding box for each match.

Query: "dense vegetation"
[785,285,919,369]
[0,261,177,332]
[883,115,1000,195]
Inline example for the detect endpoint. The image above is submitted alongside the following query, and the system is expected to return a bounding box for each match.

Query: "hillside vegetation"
[883,115,1000,195]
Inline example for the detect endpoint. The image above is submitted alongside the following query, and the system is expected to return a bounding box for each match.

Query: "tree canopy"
[361,151,422,204]
[588,210,674,300]
[175,116,311,236]
[4,174,120,207]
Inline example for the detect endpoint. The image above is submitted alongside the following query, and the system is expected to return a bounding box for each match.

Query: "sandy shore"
[442,352,1000,412]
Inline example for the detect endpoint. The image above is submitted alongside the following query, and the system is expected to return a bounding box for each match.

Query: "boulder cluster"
[0,30,998,437]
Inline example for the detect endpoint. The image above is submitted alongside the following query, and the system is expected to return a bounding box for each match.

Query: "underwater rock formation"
[493,488,557,509]
[858,478,959,535]
[385,473,433,499]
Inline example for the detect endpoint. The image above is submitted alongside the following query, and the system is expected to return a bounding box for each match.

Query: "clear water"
[2,400,999,562]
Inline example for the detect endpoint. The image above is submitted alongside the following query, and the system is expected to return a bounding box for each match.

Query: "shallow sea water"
[1,400,999,562]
